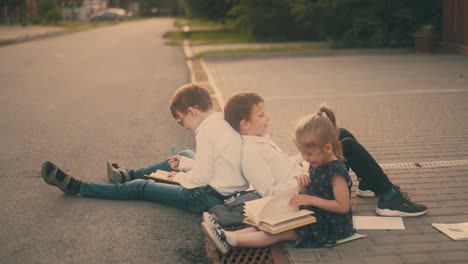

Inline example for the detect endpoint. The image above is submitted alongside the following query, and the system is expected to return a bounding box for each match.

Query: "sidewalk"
[0,25,67,45]
[184,42,468,263]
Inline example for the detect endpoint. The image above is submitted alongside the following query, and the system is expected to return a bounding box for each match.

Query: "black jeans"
[339,128,393,196]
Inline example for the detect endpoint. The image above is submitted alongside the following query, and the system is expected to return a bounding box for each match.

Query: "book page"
[243,196,273,226]
[260,210,314,226]
[324,233,367,247]
[258,214,316,234]
[146,170,178,183]
[258,187,300,223]
[432,222,468,240]
[353,216,405,230]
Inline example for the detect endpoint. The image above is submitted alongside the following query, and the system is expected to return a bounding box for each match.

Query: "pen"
[171,146,176,156]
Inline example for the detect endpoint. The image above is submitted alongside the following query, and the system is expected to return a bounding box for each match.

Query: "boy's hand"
[167,155,181,171]
[289,194,314,207]
[294,174,311,187]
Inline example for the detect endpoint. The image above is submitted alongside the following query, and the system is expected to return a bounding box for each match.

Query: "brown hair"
[224,92,264,132]
[292,104,344,160]
[169,83,213,118]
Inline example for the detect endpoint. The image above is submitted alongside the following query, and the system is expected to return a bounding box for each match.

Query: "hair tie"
[317,111,323,116]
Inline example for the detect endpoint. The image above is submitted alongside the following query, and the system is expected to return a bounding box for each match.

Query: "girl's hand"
[167,171,178,179]
[167,155,181,171]
[289,194,314,207]
[294,174,311,187]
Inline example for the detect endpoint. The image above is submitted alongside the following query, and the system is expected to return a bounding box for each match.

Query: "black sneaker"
[107,161,131,183]
[376,190,427,217]
[201,222,232,254]
[356,180,375,197]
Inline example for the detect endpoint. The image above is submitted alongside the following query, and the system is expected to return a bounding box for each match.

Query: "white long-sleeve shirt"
[241,135,307,197]
[173,112,249,196]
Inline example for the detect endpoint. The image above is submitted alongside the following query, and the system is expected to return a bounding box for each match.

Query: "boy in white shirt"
[223,92,427,217]
[41,84,249,213]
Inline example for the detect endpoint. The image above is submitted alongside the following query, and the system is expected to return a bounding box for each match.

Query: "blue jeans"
[79,150,225,213]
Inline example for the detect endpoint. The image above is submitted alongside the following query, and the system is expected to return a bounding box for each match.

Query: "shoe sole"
[376,208,428,217]
[202,212,211,224]
[202,212,220,229]
[41,161,55,185]
[107,161,123,184]
[356,189,375,198]
[201,222,229,254]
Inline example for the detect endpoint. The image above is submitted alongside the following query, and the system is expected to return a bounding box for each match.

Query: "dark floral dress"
[294,160,355,248]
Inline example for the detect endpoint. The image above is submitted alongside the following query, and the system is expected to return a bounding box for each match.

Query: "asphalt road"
[0,19,207,263]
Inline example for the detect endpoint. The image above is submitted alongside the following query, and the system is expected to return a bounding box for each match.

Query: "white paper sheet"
[353,216,405,230]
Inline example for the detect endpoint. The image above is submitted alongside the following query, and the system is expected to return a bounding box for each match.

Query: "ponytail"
[293,103,344,161]
[318,104,338,134]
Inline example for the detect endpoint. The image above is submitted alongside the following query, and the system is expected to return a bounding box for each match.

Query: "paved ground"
[0,18,208,263]
[0,25,66,42]
[204,54,468,263]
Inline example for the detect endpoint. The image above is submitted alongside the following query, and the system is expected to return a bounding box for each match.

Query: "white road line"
[201,58,226,108]
[265,89,466,101]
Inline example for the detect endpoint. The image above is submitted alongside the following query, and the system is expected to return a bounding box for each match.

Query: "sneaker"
[356,181,375,198]
[201,222,232,254]
[376,190,427,217]
[107,161,131,183]
[202,212,220,229]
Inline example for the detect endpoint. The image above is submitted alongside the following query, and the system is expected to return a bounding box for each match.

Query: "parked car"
[90,8,126,22]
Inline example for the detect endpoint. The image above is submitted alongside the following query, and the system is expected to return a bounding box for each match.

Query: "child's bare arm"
[294,174,310,194]
[289,174,350,214]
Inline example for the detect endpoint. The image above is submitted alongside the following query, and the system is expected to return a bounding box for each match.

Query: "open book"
[243,188,316,234]
[144,170,179,185]
[432,222,468,240]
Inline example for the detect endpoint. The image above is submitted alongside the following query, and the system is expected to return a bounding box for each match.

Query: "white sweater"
[173,112,249,196]
[241,135,307,197]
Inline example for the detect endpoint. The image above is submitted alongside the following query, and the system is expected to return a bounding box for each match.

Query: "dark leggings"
[339,128,393,195]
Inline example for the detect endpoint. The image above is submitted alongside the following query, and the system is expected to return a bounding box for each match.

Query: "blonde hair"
[292,104,344,160]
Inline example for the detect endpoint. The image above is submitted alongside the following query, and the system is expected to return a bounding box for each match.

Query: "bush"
[230,0,296,41]
[38,0,63,23]
[183,0,233,22]
[45,6,63,23]
[290,0,434,48]
[183,0,442,47]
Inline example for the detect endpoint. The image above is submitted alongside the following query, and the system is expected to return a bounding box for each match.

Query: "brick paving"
[202,53,468,263]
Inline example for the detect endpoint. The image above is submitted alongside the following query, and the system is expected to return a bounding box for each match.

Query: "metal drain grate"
[380,163,420,169]
[417,160,468,168]
[380,160,468,169]
[205,225,284,264]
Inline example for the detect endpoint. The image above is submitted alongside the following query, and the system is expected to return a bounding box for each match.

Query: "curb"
[0,29,72,47]
[183,40,222,111]
[0,21,129,47]
[202,48,416,61]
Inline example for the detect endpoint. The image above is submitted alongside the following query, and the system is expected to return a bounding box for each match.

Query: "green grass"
[164,28,255,45]
[196,43,331,57]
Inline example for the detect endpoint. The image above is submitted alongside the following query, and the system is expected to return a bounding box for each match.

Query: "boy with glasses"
[41,84,249,213]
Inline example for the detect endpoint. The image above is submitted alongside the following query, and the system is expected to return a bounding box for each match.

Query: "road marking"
[265,89,466,101]
[201,58,226,108]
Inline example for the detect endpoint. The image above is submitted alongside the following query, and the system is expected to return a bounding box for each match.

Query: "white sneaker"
[202,212,220,228]
[201,222,232,254]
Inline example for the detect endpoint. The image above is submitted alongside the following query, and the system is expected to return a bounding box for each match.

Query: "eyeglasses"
[176,110,189,126]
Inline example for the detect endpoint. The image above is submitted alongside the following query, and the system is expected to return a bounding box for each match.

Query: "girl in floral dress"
[202,104,356,253]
